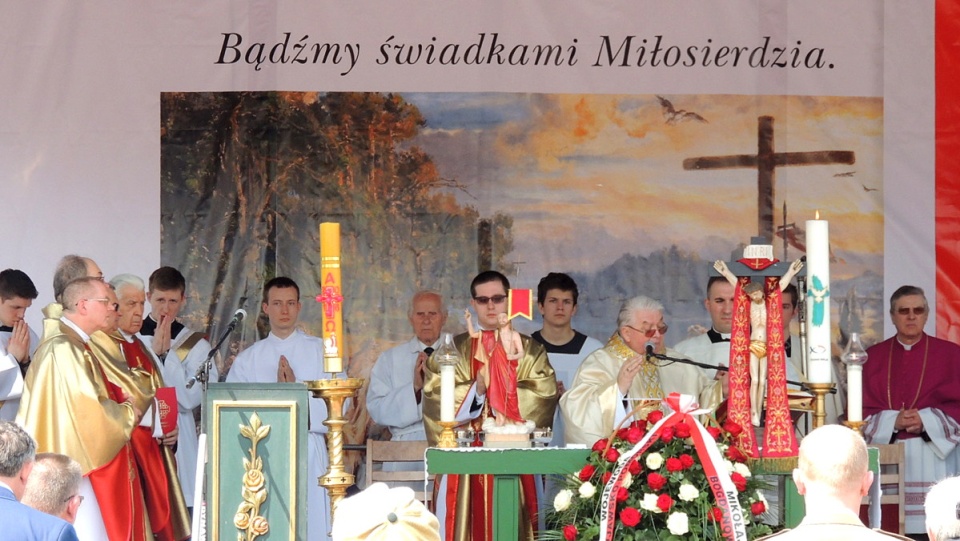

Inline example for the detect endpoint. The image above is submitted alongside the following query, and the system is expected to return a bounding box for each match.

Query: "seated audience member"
[757,425,909,541]
[22,453,83,524]
[0,421,80,540]
[925,476,960,541]
[560,295,719,446]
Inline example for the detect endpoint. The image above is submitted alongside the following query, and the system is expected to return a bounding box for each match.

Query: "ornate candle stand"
[306,377,363,520]
[805,382,836,429]
[437,421,458,449]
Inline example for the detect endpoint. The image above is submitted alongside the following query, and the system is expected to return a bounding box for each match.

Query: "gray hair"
[617,296,664,329]
[110,273,145,295]
[0,421,36,477]
[21,453,82,517]
[925,476,960,541]
[408,290,446,317]
[61,277,103,312]
[889,285,928,314]
[53,255,90,303]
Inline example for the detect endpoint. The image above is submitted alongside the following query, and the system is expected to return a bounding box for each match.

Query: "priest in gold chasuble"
[560,295,721,446]
[422,271,558,541]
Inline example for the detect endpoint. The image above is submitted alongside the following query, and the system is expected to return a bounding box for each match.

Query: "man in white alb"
[0,269,40,421]
[226,276,345,540]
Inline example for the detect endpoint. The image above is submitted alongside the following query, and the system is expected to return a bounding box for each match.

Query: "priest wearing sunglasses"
[560,295,721,446]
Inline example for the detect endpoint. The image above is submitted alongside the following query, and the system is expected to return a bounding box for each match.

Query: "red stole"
[119,339,177,541]
[727,277,798,458]
[87,345,150,541]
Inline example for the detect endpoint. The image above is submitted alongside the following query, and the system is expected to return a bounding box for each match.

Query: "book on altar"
[155,387,179,434]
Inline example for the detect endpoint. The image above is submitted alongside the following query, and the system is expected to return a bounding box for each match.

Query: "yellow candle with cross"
[319,222,344,374]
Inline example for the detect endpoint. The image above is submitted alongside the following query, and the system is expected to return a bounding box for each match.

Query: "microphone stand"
[646,350,832,392]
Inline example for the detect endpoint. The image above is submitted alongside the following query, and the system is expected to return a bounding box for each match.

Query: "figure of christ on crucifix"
[715,258,804,426]
[464,310,525,428]
[684,115,855,240]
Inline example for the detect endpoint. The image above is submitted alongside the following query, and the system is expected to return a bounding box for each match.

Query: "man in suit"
[22,453,83,524]
[0,421,79,540]
[758,425,908,541]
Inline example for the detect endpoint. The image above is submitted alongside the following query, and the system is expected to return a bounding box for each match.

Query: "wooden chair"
[862,443,906,534]
[365,439,432,504]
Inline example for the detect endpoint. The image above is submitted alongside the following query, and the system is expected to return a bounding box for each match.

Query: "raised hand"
[7,320,31,363]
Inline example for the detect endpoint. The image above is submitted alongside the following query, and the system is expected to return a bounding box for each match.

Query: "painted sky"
[403,93,883,286]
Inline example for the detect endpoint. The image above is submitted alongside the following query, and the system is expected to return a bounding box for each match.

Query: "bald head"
[796,425,870,496]
[54,255,102,303]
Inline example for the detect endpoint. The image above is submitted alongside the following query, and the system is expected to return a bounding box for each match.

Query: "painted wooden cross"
[683,116,855,240]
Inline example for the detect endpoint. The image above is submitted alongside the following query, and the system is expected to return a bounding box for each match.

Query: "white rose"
[734,462,752,478]
[621,472,633,489]
[724,460,735,473]
[641,492,661,512]
[579,482,596,499]
[554,489,573,512]
[645,452,664,470]
[678,483,699,502]
[667,511,690,535]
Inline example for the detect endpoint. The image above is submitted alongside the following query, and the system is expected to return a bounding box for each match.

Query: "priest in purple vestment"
[862,285,960,535]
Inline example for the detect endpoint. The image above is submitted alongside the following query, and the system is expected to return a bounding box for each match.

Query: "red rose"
[726,446,748,463]
[592,438,609,452]
[616,486,629,502]
[605,447,620,463]
[731,472,747,492]
[679,454,695,468]
[620,507,641,527]
[706,426,722,440]
[578,464,596,481]
[617,428,630,441]
[647,472,667,491]
[647,410,664,424]
[602,472,612,485]
[751,501,766,515]
[626,426,643,444]
[709,507,723,522]
[563,524,578,541]
[674,421,692,438]
[631,419,648,431]
[660,427,675,443]
[722,420,743,436]
[628,459,642,475]
[666,457,684,472]
[656,493,674,512]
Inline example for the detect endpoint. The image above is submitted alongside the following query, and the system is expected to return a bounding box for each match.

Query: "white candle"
[440,364,455,422]
[805,214,833,383]
[847,364,863,422]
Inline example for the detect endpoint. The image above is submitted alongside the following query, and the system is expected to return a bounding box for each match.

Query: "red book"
[155,387,178,434]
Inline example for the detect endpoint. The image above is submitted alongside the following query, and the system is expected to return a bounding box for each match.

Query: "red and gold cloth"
[727,277,798,458]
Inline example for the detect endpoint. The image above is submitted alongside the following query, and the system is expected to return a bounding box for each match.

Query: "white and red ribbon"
[598,393,748,541]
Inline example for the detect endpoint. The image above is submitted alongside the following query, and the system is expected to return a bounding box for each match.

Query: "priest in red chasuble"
[17,277,150,541]
[423,270,558,541]
[862,285,960,535]
[89,274,191,541]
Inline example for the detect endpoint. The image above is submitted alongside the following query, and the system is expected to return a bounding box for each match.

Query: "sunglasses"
[895,307,927,316]
[473,295,507,305]
[624,324,668,338]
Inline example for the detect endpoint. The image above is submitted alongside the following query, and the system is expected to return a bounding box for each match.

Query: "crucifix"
[683,116,855,240]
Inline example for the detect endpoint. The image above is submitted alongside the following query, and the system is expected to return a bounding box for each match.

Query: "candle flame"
[815,209,820,220]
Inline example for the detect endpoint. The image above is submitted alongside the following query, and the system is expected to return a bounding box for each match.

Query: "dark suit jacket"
[0,485,79,541]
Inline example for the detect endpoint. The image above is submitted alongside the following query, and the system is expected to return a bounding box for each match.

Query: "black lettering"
[216,33,243,64]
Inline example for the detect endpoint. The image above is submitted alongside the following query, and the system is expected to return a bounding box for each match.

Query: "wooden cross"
[682,116,855,240]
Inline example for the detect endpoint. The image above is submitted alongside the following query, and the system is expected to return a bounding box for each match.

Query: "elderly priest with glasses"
[561,295,721,445]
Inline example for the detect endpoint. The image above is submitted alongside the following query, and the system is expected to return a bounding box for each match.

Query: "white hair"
[926,476,960,541]
[109,273,145,293]
[617,296,664,328]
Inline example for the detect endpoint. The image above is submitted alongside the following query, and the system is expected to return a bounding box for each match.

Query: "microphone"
[186,308,247,388]
[644,341,656,363]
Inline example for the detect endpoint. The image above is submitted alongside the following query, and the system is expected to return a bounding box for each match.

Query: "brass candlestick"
[842,419,866,435]
[437,420,458,449]
[805,382,836,429]
[306,377,363,523]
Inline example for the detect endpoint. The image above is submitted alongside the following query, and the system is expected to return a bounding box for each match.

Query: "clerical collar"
[119,330,136,343]
[707,328,731,343]
[0,325,12,333]
[60,316,90,343]
[898,335,924,351]
[140,314,186,338]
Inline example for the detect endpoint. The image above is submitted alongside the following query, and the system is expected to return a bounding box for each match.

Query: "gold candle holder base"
[805,382,837,429]
[306,377,363,522]
[842,419,866,435]
[437,420,458,448]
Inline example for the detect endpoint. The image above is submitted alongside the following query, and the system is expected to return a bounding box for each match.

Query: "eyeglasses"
[84,298,120,311]
[473,295,507,305]
[895,306,927,316]
[62,494,84,505]
[624,324,669,338]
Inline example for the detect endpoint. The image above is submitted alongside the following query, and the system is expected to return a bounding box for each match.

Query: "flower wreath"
[547,393,773,541]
